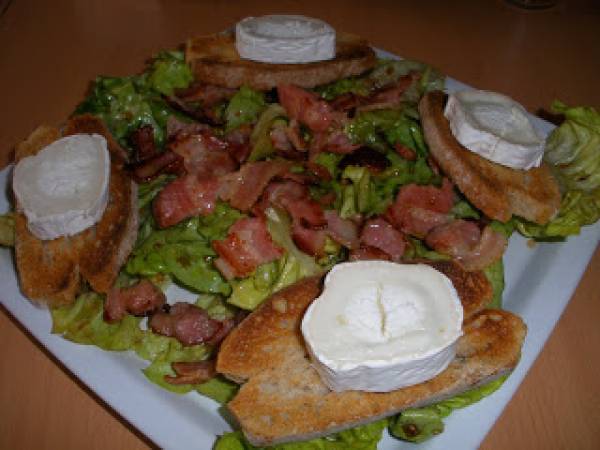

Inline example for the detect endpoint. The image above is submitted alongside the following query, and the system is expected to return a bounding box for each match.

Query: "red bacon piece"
[153,175,220,228]
[104,280,166,323]
[132,150,185,183]
[292,222,328,257]
[166,116,210,140]
[324,210,359,250]
[213,217,284,279]
[175,82,237,106]
[218,161,290,211]
[360,218,406,261]
[349,246,393,262]
[277,84,343,132]
[426,221,507,271]
[165,360,216,385]
[224,125,252,163]
[387,178,455,237]
[169,132,236,177]
[130,125,158,162]
[394,143,417,161]
[149,302,226,346]
[286,198,327,227]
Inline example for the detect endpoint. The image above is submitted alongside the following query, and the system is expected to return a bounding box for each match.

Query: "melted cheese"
[301,261,463,392]
[235,15,335,64]
[444,89,544,170]
[13,134,110,240]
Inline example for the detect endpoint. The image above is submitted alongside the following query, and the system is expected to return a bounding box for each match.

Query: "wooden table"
[1,1,599,449]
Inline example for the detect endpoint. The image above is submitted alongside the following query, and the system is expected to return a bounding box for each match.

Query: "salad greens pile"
[2,48,599,449]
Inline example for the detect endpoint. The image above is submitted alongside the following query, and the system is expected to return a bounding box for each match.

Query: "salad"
[1,48,599,450]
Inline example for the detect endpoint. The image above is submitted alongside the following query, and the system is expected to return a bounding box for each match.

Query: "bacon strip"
[360,218,406,261]
[153,175,220,228]
[324,210,359,250]
[387,178,455,237]
[149,302,229,346]
[218,161,290,211]
[131,150,184,183]
[212,217,284,279]
[104,280,166,323]
[165,360,216,385]
[277,84,343,132]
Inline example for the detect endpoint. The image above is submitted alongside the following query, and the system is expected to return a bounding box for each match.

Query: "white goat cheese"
[235,15,336,64]
[13,134,110,240]
[301,261,463,392]
[444,89,544,170]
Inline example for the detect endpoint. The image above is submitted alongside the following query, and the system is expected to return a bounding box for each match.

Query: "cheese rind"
[444,89,544,170]
[301,261,463,392]
[235,15,336,64]
[13,134,110,240]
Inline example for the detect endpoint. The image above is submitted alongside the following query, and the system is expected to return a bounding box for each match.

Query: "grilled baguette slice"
[419,90,560,225]
[186,31,377,90]
[218,262,523,446]
[14,115,138,306]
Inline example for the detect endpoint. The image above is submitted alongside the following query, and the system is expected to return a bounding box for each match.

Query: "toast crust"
[419,91,561,225]
[186,31,377,90]
[13,115,138,306]
[218,263,520,446]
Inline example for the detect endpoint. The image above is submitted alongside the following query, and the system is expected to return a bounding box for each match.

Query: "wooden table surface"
[1,1,599,449]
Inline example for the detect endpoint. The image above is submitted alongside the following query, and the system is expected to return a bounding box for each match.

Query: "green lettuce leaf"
[0,212,15,247]
[74,51,192,148]
[248,104,287,161]
[195,375,239,404]
[215,419,388,450]
[126,205,243,295]
[226,86,266,132]
[316,76,370,101]
[389,375,508,443]
[483,259,505,309]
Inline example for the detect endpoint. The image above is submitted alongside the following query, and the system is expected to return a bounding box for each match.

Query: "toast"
[13,115,138,306]
[419,90,561,225]
[185,31,377,90]
[217,261,523,446]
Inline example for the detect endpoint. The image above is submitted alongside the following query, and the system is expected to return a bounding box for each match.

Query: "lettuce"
[215,419,388,450]
[484,259,505,309]
[248,104,287,161]
[518,101,600,238]
[195,376,239,404]
[316,76,371,101]
[126,204,243,295]
[75,51,192,148]
[0,212,14,247]
[389,376,508,443]
[226,86,266,132]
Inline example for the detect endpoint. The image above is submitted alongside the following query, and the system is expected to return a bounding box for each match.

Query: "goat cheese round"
[301,261,463,392]
[444,89,544,170]
[13,134,110,240]
[235,15,336,64]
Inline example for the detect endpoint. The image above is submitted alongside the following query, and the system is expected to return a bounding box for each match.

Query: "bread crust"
[13,115,138,306]
[218,263,522,446]
[419,91,561,225]
[186,31,377,90]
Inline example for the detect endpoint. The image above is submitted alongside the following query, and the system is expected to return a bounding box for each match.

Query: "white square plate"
[1,65,599,449]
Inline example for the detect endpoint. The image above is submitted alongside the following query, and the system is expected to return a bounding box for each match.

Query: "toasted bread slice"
[218,262,520,446]
[186,31,377,90]
[14,115,138,306]
[419,91,561,225]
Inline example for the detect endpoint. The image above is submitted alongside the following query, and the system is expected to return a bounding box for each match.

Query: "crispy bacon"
[153,175,220,228]
[360,218,406,261]
[324,210,359,249]
[292,222,328,257]
[349,246,393,262]
[169,132,236,177]
[104,280,166,323]
[213,217,284,279]
[357,73,417,113]
[130,125,158,162]
[224,125,252,163]
[166,116,210,140]
[387,178,455,237]
[131,150,184,183]
[305,161,332,181]
[218,161,290,211]
[165,360,216,385]
[285,119,307,151]
[277,84,344,132]
[394,143,417,161]
[149,303,226,346]
[175,82,237,106]
[286,198,326,227]
[426,221,507,271]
